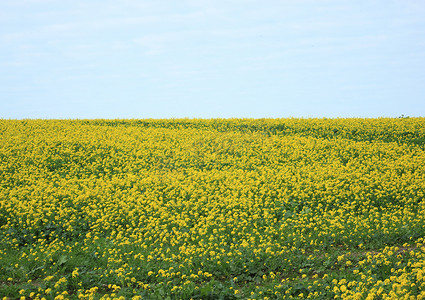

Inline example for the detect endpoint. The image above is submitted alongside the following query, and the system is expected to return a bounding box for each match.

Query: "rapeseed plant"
[0,118,424,299]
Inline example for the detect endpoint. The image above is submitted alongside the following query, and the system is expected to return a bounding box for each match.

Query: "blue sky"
[1,0,424,119]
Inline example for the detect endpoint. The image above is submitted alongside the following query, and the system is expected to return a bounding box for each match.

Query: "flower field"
[1,118,425,299]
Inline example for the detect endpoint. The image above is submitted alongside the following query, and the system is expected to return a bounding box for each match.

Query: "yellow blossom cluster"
[0,118,424,299]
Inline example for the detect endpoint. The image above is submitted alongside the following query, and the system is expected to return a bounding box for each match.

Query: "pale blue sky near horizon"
[1,0,424,119]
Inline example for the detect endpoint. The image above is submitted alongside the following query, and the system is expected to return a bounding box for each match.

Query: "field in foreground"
[1,118,425,300]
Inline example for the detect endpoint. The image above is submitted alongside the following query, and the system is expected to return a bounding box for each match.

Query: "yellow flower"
[72,268,79,278]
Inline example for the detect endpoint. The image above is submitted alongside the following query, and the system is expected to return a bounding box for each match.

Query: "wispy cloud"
[132,30,201,55]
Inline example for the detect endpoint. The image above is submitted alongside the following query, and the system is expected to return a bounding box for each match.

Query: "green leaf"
[57,255,68,266]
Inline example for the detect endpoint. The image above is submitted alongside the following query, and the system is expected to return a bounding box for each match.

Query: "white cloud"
[132,30,201,55]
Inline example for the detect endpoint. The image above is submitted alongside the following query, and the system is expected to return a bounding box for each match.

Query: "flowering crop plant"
[1,118,425,299]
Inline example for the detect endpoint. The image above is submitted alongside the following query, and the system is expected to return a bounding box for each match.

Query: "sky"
[1,0,424,119]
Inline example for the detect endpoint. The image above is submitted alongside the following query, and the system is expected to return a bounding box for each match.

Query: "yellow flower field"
[0,118,425,299]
